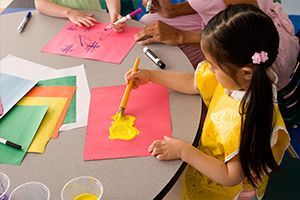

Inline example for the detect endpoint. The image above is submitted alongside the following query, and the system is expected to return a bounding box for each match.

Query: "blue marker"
[17,12,32,33]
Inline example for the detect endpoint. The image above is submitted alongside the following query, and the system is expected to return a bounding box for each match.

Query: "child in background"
[125,4,290,200]
[34,0,133,30]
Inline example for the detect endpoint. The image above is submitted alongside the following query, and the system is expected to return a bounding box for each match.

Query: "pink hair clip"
[251,51,268,64]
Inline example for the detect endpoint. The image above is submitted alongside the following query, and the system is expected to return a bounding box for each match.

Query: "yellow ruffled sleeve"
[270,105,290,164]
[194,61,218,107]
[256,105,290,198]
[219,104,290,164]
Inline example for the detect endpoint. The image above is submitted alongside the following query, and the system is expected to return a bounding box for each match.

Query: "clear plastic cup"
[8,182,50,200]
[0,173,10,200]
[61,176,103,200]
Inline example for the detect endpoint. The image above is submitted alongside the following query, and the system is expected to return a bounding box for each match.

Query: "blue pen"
[17,12,32,33]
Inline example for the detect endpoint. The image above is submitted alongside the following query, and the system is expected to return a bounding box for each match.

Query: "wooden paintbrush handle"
[120,57,140,109]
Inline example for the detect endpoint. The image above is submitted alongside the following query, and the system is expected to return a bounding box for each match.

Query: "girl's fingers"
[78,18,90,27]
[132,80,138,88]
[84,13,94,17]
[156,154,166,160]
[149,140,160,152]
[112,23,125,32]
[73,20,83,27]
[86,16,97,23]
[164,136,171,141]
[127,72,139,81]
[82,17,95,26]
[151,146,163,156]
[125,69,133,78]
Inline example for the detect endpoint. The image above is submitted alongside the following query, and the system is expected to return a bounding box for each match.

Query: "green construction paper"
[37,76,76,124]
[0,105,48,165]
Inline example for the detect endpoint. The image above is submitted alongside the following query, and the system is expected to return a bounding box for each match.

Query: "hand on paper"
[66,9,97,27]
[148,136,189,160]
[142,0,173,18]
[135,21,183,45]
[110,13,126,32]
[125,69,151,89]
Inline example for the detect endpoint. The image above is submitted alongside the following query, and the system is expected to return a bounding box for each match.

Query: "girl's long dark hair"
[201,4,280,187]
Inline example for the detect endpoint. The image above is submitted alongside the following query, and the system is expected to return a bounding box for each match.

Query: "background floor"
[1,0,299,199]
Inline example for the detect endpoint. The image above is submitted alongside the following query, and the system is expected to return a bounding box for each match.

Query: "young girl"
[125,4,290,200]
[34,0,134,31]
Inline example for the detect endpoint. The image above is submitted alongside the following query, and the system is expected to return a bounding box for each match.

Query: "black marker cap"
[157,61,166,69]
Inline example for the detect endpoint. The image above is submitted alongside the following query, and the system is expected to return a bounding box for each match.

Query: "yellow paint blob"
[73,193,98,200]
[109,113,139,140]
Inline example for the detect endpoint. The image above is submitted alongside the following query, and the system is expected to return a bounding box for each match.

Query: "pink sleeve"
[188,0,226,25]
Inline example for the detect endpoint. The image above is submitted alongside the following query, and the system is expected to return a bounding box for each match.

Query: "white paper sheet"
[0,55,55,80]
[0,55,90,131]
[38,65,90,131]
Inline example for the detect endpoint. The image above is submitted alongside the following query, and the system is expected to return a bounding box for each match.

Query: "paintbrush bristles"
[117,107,125,116]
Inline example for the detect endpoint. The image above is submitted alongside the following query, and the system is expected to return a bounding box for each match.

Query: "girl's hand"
[66,9,97,27]
[124,69,151,89]
[148,136,189,160]
[110,13,126,32]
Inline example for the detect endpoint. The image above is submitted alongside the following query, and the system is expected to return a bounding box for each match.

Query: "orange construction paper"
[26,86,76,138]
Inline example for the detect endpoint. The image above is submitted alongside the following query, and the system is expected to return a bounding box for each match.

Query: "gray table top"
[0,11,201,200]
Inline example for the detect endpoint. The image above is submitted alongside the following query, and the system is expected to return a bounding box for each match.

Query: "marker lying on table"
[143,47,166,69]
[146,0,152,13]
[17,11,32,33]
[104,8,143,30]
[0,137,22,150]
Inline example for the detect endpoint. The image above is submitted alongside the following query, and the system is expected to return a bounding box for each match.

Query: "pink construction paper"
[84,83,172,160]
[42,22,141,64]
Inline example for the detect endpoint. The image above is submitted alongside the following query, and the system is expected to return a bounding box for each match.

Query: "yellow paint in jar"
[73,193,98,200]
[109,112,139,140]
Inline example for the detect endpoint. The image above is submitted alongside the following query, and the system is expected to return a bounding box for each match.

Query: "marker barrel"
[143,47,166,69]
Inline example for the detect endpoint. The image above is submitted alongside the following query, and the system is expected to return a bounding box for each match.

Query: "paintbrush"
[116,57,140,118]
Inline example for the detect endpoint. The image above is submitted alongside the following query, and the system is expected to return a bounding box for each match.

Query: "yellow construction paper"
[109,113,139,140]
[17,97,67,153]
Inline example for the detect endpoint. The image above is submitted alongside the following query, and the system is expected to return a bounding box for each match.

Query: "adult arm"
[135,21,201,46]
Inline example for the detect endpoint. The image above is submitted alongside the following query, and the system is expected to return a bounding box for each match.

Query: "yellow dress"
[181,61,290,200]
